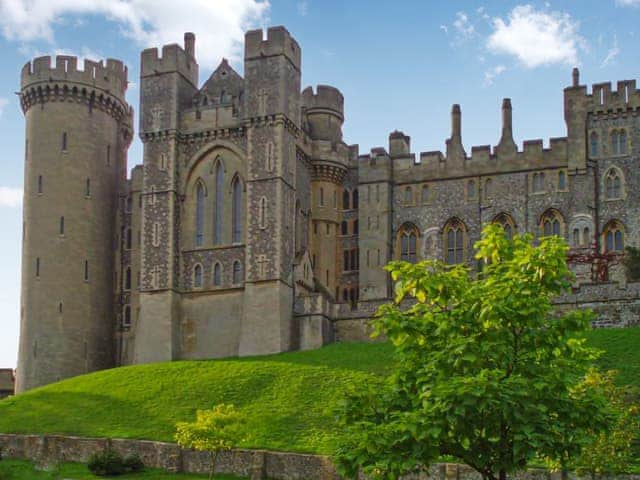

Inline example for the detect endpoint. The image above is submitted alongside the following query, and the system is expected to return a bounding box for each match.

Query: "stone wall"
[2,433,640,480]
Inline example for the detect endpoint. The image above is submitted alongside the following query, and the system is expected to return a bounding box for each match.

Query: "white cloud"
[0,98,8,116]
[440,25,448,34]
[297,1,309,16]
[0,0,270,68]
[487,5,586,68]
[0,187,22,208]
[483,65,506,86]
[601,35,620,68]
[453,12,475,40]
[616,0,640,5]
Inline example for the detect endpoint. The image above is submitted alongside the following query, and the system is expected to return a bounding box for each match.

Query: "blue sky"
[0,0,638,368]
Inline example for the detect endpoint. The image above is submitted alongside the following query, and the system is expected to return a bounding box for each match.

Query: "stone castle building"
[16,26,640,392]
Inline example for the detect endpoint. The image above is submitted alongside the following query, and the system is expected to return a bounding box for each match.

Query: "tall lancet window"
[232,176,242,243]
[214,160,224,244]
[195,182,205,246]
[259,197,268,229]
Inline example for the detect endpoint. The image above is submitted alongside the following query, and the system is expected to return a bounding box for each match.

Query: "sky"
[0,0,639,368]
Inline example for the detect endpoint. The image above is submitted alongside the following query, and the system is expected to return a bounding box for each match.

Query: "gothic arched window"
[195,181,205,246]
[125,267,132,290]
[493,213,516,240]
[341,221,348,235]
[619,130,628,154]
[603,221,624,252]
[123,305,131,328]
[604,168,623,200]
[404,186,413,205]
[213,262,222,286]
[232,261,242,284]
[590,131,598,157]
[397,223,419,263]
[484,178,492,199]
[540,209,564,237]
[444,218,466,265]
[533,172,545,193]
[214,160,224,244]
[352,189,359,209]
[467,180,476,199]
[232,176,242,243]
[193,264,203,288]
[558,170,566,190]
[343,189,350,210]
[421,185,429,204]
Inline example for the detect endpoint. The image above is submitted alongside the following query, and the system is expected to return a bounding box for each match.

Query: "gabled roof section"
[199,58,243,101]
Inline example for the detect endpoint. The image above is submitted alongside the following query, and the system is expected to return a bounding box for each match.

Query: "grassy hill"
[0,328,638,456]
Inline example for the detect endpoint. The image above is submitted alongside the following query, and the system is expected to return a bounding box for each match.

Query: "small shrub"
[87,449,125,476]
[122,453,144,473]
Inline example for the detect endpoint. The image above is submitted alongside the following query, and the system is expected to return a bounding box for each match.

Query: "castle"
[16,26,640,392]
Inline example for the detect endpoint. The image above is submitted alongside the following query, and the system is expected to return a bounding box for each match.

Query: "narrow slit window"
[37,175,43,194]
[107,145,111,165]
[62,132,68,151]
[85,178,91,197]
[59,216,65,235]
[84,260,89,281]
[36,257,40,277]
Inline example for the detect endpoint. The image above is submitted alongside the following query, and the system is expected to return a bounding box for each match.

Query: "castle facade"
[16,27,640,392]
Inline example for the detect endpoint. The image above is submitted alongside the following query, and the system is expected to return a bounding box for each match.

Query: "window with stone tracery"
[603,221,624,252]
[539,209,564,237]
[232,176,242,243]
[195,181,205,246]
[493,213,516,240]
[443,218,466,265]
[604,168,623,200]
[397,223,419,263]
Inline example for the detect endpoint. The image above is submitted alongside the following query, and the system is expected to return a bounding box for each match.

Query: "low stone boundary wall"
[0,433,339,479]
[2,433,640,480]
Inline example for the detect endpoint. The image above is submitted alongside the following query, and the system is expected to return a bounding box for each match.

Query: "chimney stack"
[184,32,195,58]
[572,67,580,87]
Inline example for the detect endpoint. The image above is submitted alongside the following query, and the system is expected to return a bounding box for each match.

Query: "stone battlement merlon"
[302,85,344,119]
[20,55,128,103]
[244,26,301,71]
[567,75,640,113]
[140,38,198,87]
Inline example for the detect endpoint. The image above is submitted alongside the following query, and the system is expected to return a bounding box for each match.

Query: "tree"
[175,404,244,480]
[335,224,615,480]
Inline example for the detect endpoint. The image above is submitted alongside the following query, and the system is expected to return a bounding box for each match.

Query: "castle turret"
[302,85,344,142]
[17,55,132,391]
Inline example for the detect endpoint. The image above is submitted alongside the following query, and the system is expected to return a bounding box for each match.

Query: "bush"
[122,453,144,473]
[88,449,124,476]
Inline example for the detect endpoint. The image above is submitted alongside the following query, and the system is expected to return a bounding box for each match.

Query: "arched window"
[404,186,413,205]
[603,221,624,252]
[125,228,132,249]
[484,178,492,199]
[125,267,132,290]
[214,160,224,244]
[444,218,466,265]
[572,228,580,247]
[342,190,350,210]
[353,219,359,235]
[540,209,564,237]
[604,168,623,199]
[533,172,545,193]
[583,227,591,247]
[195,181,205,246]
[467,180,476,199]
[493,213,516,240]
[343,250,350,271]
[619,130,628,154]
[123,305,131,328]
[590,132,598,157]
[611,130,620,155]
[558,170,566,190]
[266,142,274,172]
[397,223,419,263]
[421,185,429,204]
[352,189,359,209]
[232,176,242,243]
[341,221,348,235]
[193,264,202,288]
[213,262,222,286]
[319,187,324,206]
[259,197,268,228]
[232,261,242,284]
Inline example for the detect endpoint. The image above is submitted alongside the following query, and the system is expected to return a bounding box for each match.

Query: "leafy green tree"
[336,224,614,480]
[175,404,244,480]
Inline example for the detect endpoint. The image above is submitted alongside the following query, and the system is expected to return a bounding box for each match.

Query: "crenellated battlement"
[140,34,198,86]
[245,26,301,70]
[581,80,640,113]
[20,55,128,102]
[302,85,344,119]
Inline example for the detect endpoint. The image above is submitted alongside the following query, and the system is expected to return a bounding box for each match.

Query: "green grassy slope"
[0,343,393,455]
[0,329,637,456]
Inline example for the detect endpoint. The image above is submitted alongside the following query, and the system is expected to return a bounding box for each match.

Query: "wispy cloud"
[487,5,586,68]
[453,12,475,41]
[0,98,8,117]
[616,0,640,6]
[0,0,270,68]
[483,65,506,86]
[0,187,22,208]
[297,1,309,16]
[440,25,448,34]
[600,35,620,68]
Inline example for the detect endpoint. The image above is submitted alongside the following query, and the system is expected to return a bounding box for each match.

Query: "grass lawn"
[0,329,637,456]
[0,459,244,479]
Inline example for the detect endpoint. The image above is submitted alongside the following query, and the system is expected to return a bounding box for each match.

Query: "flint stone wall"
[2,433,640,480]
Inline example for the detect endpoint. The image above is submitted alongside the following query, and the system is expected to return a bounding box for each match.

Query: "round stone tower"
[17,55,132,392]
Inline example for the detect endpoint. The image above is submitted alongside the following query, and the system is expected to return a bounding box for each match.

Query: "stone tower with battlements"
[17,56,132,392]
[16,27,640,392]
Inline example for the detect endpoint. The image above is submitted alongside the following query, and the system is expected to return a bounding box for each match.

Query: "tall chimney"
[572,67,580,87]
[451,104,462,142]
[501,98,513,141]
[184,32,195,58]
